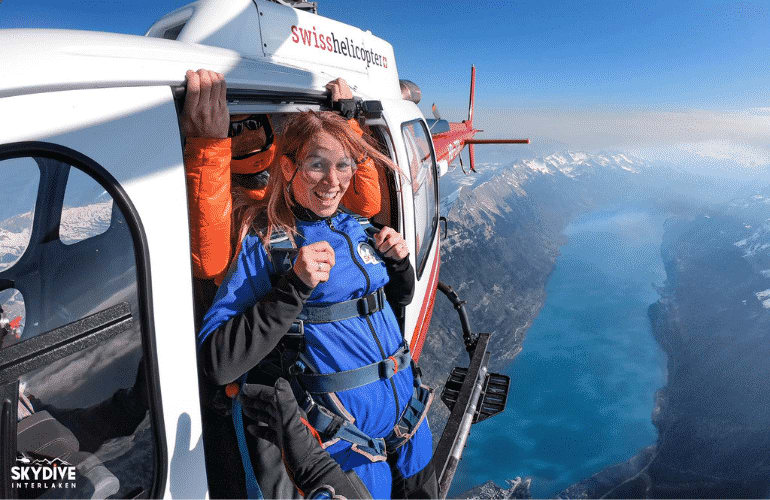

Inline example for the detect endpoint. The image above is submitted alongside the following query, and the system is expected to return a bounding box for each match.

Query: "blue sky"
[326,1,770,111]
[2,0,769,158]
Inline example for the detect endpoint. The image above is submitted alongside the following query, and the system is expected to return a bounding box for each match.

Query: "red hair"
[233,111,396,251]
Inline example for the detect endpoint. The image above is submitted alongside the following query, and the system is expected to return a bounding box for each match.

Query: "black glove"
[331,98,360,119]
[239,379,371,499]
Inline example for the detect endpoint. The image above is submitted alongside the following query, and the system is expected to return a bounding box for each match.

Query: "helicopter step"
[441,366,510,424]
[431,281,515,498]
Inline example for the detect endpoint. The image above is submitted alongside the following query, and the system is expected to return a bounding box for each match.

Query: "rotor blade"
[468,65,475,126]
[465,139,530,144]
[432,103,442,121]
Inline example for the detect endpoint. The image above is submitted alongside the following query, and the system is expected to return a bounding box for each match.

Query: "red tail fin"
[9,316,21,329]
[468,65,475,126]
[468,143,476,173]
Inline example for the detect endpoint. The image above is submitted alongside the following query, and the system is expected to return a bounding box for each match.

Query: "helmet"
[229,114,276,175]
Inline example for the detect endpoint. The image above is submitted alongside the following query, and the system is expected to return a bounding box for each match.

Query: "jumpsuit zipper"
[326,218,401,423]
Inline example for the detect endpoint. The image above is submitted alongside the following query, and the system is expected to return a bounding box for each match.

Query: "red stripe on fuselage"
[410,244,440,361]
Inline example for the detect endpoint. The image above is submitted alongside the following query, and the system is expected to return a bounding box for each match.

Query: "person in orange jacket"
[181,69,382,285]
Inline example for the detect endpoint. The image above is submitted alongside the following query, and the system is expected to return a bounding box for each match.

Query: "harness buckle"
[288,359,307,376]
[287,320,304,336]
[358,292,378,316]
[379,356,399,379]
[280,321,305,351]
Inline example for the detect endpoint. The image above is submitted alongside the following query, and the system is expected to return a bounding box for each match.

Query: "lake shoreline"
[452,208,667,498]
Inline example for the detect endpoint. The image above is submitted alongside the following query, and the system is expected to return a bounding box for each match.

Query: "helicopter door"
[0,86,206,498]
[400,119,440,360]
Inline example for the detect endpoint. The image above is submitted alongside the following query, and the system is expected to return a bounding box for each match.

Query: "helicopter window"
[360,123,399,229]
[0,155,135,341]
[0,144,163,499]
[425,119,451,135]
[162,22,186,40]
[60,167,113,245]
[0,157,39,272]
[401,119,439,279]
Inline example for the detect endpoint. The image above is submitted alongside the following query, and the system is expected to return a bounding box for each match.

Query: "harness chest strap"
[297,287,387,324]
[277,286,388,362]
[296,344,411,394]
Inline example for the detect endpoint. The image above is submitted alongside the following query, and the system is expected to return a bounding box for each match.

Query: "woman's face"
[291,131,356,217]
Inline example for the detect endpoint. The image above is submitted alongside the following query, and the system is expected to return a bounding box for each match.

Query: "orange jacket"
[184,120,381,283]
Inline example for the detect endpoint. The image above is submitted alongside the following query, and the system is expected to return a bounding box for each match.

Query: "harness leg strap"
[304,402,387,462]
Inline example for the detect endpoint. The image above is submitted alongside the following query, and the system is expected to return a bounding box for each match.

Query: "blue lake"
[449,208,667,498]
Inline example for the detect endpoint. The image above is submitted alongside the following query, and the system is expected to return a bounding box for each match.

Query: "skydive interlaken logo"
[11,456,77,490]
[290,25,388,69]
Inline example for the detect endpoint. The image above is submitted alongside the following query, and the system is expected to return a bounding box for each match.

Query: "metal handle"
[437,281,477,354]
[439,216,448,240]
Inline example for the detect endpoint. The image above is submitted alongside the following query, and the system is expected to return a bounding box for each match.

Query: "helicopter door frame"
[380,99,441,360]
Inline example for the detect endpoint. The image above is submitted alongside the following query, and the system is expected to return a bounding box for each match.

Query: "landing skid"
[431,282,513,498]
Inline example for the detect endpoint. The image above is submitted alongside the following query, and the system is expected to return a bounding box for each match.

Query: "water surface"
[450,208,667,498]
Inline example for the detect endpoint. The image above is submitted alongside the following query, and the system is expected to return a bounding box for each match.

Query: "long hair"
[233,111,397,250]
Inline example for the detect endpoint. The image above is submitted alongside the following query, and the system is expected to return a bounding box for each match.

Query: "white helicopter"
[0,1,514,497]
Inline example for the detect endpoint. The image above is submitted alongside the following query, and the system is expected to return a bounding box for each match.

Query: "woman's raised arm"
[197,236,314,385]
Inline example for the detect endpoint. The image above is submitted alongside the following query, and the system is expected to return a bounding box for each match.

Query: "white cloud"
[677,141,770,168]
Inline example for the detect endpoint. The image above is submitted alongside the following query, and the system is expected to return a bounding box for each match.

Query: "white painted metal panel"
[0,86,207,498]
[0,29,309,98]
[255,0,401,100]
[172,0,264,60]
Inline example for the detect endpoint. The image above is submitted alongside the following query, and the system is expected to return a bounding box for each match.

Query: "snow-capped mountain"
[0,201,113,330]
[440,151,646,214]
[0,200,112,272]
[0,212,33,271]
[726,193,770,309]
[425,150,655,452]
[731,194,770,257]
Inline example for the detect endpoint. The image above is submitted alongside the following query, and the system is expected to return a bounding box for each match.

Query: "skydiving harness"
[230,215,433,497]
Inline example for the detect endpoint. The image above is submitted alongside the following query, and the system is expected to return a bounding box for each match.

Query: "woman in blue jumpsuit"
[197,111,435,499]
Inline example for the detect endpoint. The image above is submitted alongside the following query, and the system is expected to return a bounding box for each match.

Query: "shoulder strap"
[247,225,297,276]
[266,228,297,275]
[339,209,380,245]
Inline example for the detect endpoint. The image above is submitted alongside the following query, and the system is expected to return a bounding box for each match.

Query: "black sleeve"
[383,255,415,309]
[198,271,314,385]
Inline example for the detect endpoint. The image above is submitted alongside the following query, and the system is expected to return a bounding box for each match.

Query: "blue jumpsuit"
[198,212,432,499]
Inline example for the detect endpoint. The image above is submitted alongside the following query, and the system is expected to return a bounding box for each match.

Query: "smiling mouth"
[314,190,339,201]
